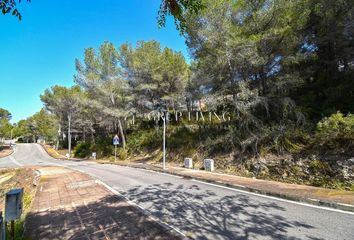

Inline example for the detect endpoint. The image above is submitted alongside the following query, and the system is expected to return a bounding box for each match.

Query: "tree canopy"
[12,108,57,143]
[0,108,13,140]
[0,0,30,20]
[0,108,11,121]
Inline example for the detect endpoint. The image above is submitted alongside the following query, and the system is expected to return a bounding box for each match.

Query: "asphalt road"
[1,143,353,239]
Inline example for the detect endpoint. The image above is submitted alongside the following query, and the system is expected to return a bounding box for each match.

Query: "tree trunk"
[118,118,126,149]
[56,124,60,150]
[83,126,86,142]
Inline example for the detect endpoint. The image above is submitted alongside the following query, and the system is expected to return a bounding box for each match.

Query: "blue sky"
[0,0,188,123]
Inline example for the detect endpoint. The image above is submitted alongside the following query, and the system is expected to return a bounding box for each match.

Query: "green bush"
[127,129,162,153]
[126,124,230,157]
[316,112,354,141]
[74,142,91,158]
[309,159,330,174]
[118,148,128,160]
[90,137,114,158]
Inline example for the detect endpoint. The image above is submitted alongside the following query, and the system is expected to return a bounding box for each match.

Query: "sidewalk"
[24,167,180,240]
[97,160,354,212]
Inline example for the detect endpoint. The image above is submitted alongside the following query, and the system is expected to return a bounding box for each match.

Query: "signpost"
[163,115,166,170]
[5,188,23,240]
[113,135,120,161]
[0,211,3,240]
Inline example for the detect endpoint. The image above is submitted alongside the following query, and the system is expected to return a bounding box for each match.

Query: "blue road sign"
[113,135,120,145]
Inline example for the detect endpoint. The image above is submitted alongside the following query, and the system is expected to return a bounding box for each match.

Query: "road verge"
[0,145,14,158]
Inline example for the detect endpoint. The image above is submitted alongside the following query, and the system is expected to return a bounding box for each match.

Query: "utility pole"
[10,128,13,146]
[163,113,166,170]
[68,113,72,158]
[57,126,61,150]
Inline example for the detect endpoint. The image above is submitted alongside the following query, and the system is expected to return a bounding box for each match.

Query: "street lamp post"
[57,127,61,150]
[163,115,166,170]
[10,128,12,146]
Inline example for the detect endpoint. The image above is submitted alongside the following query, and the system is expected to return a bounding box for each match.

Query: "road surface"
[1,143,353,239]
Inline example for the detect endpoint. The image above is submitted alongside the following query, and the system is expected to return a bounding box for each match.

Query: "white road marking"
[96,180,187,238]
[156,171,183,179]
[118,165,183,179]
[191,179,354,215]
[9,155,23,166]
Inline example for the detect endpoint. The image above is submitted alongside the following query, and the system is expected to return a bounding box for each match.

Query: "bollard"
[204,159,215,171]
[184,158,193,169]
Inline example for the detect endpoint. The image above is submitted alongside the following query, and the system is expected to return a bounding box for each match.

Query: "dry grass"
[0,168,37,212]
[0,145,13,158]
[41,144,65,159]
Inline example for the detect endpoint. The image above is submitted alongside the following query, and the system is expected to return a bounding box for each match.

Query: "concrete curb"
[39,144,88,162]
[23,168,42,239]
[97,161,354,213]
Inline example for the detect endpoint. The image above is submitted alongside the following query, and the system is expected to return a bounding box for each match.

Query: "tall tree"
[158,0,204,31]
[294,0,354,118]
[12,109,57,143]
[0,108,12,143]
[119,40,189,113]
[0,108,11,121]
[41,85,82,156]
[179,0,309,155]
[75,42,131,149]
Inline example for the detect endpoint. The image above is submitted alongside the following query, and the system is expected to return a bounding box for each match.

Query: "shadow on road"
[24,195,180,240]
[124,182,318,240]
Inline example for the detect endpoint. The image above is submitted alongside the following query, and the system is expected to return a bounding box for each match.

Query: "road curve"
[1,143,353,239]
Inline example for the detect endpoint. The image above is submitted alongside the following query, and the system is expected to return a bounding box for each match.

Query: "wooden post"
[10,220,14,240]
[0,212,4,240]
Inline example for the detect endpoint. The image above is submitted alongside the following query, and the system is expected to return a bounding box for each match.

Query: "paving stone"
[24,166,180,240]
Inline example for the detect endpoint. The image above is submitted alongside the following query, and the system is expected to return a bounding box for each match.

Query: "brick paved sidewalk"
[24,167,180,240]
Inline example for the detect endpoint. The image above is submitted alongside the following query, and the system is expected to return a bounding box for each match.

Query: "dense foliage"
[0,108,13,141]
[316,112,354,146]
[13,109,57,143]
[0,107,57,143]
